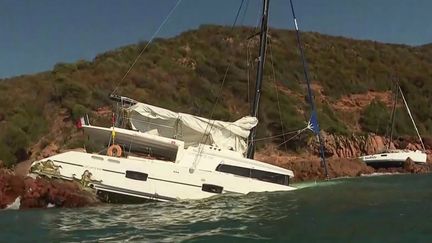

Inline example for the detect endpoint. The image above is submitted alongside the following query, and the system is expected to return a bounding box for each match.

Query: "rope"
[111,0,183,95]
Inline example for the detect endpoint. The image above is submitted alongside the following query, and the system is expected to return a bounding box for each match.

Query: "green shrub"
[360,100,390,134]
[71,104,90,120]
[52,62,77,74]
[318,104,349,135]
[0,142,16,167]
[0,124,30,165]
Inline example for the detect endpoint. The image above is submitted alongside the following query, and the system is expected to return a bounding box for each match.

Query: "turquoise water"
[1,174,432,242]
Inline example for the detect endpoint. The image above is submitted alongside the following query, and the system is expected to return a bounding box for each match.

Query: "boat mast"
[289,0,329,178]
[246,0,270,159]
[387,83,398,150]
[397,83,426,151]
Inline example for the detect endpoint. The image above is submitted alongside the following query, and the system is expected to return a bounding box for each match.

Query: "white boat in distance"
[359,83,427,168]
[359,149,426,169]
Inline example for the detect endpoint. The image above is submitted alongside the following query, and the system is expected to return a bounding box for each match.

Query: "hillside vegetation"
[1,25,432,166]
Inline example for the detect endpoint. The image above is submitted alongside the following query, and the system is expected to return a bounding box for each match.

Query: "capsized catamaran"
[30,0,327,202]
[36,99,294,202]
[359,82,427,168]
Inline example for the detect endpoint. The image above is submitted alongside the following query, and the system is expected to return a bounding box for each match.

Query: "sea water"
[1,173,431,242]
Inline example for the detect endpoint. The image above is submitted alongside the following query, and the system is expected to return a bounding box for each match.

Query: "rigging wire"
[242,0,251,106]
[277,127,308,147]
[199,0,246,135]
[201,63,232,144]
[189,0,248,173]
[111,0,183,95]
[397,82,426,151]
[289,0,329,178]
[246,39,251,105]
[231,0,246,28]
[252,126,307,142]
[385,80,398,149]
[268,36,289,152]
[240,0,250,25]
[199,0,246,141]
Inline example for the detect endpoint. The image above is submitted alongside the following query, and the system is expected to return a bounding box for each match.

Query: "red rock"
[0,169,99,209]
[308,132,432,164]
[403,158,431,174]
[256,145,432,182]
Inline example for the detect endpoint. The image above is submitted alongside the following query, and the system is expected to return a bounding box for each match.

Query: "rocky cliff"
[308,132,430,159]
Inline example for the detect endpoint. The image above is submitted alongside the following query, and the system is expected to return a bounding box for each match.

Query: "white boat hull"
[31,150,296,202]
[359,150,427,168]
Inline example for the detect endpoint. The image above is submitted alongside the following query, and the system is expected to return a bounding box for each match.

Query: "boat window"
[381,154,387,157]
[202,184,223,194]
[102,142,178,162]
[216,164,250,177]
[251,169,289,185]
[125,170,148,181]
[216,164,289,186]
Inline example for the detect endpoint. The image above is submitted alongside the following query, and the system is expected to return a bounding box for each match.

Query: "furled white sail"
[127,102,258,154]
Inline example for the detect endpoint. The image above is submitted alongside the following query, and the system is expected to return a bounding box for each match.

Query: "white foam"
[5,196,21,210]
[293,180,342,189]
[361,172,402,177]
[47,203,56,208]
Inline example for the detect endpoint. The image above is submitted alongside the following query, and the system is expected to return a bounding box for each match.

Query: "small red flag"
[76,117,85,129]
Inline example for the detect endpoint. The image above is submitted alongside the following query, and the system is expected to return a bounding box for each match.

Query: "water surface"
[1,174,432,242]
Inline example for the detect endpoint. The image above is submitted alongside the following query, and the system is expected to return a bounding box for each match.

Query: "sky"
[1,0,431,78]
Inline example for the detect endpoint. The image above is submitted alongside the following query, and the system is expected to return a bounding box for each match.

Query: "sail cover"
[127,102,258,154]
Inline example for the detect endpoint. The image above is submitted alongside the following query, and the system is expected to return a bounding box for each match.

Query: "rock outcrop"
[403,158,432,174]
[256,142,432,182]
[0,169,99,209]
[308,132,429,159]
[255,146,374,181]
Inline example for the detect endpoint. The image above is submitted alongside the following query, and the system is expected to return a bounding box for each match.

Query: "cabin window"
[251,169,289,185]
[216,164,250,177]
[216,164,289,186]
[202,184,223,194]
[125,170,148,181]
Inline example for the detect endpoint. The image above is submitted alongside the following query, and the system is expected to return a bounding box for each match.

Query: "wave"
[292,179,343,189]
